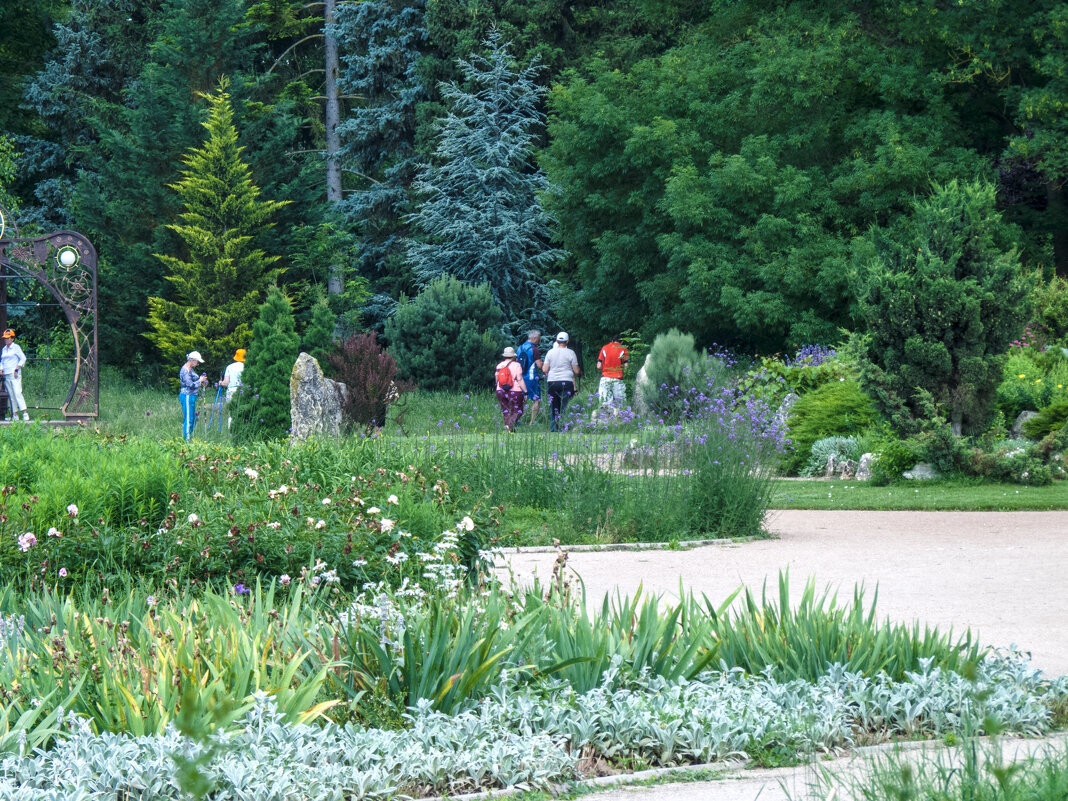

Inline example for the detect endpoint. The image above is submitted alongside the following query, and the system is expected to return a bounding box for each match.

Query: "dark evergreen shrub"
[385,275,502,392]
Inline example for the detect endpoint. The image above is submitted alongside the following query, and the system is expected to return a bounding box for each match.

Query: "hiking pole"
[206,384,223,433]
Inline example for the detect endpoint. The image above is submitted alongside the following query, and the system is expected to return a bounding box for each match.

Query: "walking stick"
[206,385,224,433]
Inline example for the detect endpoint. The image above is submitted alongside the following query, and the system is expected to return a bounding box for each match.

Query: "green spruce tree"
[232,285,300,439]
[302,296,336,365]
[146,79,288,370]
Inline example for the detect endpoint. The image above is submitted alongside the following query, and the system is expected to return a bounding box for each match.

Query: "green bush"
[643,328,723,419]
[802,436,860,477]
[1022,399,1068,439]
[1030,274,1068,344]
[996,351,1068,418]
[385,275,502,392]
[784,380,877,474]
[870,439,920,485]
[739,356,852,408]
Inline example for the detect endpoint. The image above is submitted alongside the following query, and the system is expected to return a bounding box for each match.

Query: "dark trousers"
[548,381,574,431]
[496,388,525,431]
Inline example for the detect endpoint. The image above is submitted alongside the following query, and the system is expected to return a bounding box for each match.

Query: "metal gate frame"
[0,206,99,421]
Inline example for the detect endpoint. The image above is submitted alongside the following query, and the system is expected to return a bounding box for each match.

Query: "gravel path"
[500,510,1068,676]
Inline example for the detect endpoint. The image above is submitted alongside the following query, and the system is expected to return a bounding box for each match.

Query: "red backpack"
[495,363,514,391]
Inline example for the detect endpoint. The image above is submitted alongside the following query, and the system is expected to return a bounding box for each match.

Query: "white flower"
[380,519,395,532]
[213,492,224,500]
[366,506,381,515]
[279,574,291,587]
[458,516,475,532]
[266,521,282,530]
[46,527,61,538]
[387,494,399,506]
[315,519,327,530]
[66,504,78,517]
[352,558,368,567]
[146,595,157,607]
[321,498,331,505]
[187,513,199,524]
[306,517,315,526]
[244,467,259,480]
[17,532,36,552]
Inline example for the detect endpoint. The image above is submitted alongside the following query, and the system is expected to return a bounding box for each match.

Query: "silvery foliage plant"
[2,651,1065,800]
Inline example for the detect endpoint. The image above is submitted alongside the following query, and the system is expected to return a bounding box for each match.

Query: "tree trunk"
[324,0,343,295]
[1048,183,1068,279]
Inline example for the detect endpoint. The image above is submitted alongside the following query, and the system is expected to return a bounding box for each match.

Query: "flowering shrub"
[996,351,1068,418]
[738,346,852,408]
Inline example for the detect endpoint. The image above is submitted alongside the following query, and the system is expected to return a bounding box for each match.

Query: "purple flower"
[233,583,250,595]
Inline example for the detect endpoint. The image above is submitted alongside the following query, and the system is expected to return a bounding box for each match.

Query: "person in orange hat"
[0,329,30,422]
[219,348,246,428]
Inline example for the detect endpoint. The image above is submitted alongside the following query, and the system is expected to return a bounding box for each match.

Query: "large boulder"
[290,352,347,439]
[902,462,940,480]
[1011,411,1040,439]
[855,453,875,481]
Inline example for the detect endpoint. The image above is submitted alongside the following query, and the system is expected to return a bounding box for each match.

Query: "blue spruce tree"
[406,32,562,332]
[333,0,426,332]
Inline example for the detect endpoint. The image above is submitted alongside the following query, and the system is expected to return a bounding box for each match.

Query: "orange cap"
[2,329,14,339]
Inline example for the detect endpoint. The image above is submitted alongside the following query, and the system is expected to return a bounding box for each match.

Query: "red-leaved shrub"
[326,332,413,433]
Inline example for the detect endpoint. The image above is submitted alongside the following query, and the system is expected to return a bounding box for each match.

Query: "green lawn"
[771,478,1068,511]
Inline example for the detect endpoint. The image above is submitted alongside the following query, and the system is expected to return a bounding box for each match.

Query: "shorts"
[525,377,542,401]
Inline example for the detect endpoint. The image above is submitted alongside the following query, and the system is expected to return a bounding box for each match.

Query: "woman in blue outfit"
[179,351,208,440]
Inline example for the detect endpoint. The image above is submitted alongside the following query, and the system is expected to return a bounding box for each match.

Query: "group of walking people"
[495,330,629,432]
[178,349,245,440]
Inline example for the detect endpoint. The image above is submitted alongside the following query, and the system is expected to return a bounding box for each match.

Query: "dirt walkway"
[500,510,1068,676]
[585,734,1068,801]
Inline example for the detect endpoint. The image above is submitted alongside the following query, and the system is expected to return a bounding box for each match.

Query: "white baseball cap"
[187,351,204,363]
[556,331,569,342]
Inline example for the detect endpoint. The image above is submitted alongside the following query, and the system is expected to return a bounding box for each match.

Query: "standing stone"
[1011,411,1040,439]
[633,354,655,416]
[774,393,800,430]
[855,453,875,481]
[290,352,347,439]
[824,453,837,478]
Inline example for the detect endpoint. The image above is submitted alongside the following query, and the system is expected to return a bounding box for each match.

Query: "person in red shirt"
[596,337,629,407]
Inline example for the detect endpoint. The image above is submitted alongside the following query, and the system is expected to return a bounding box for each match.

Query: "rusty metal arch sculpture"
[0,205,99,421]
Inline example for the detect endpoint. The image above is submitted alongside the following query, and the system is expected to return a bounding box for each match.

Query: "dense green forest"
[0,0,1065,370]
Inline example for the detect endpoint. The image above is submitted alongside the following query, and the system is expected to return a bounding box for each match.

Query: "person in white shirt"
[219,348,246,428]
[0,329,30,422]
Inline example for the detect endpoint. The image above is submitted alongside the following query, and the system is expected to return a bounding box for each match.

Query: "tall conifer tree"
[406,32,562,332]
[232,285,300,440]
[335,0,426,327]
[147,81,288,371]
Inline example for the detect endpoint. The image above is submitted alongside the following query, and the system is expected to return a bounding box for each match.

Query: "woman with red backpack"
[494,347,527,432]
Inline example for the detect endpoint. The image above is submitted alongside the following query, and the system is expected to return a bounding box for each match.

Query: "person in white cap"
[179,351,208,441]
[542,331,580,432]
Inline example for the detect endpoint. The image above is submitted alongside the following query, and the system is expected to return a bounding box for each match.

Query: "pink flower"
[66,504,78,517]
[17,532,36,552]
[58,568,68,578]
[279,574,291,587]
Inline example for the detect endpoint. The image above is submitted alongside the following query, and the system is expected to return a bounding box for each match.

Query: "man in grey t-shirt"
[543,332,580,432]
